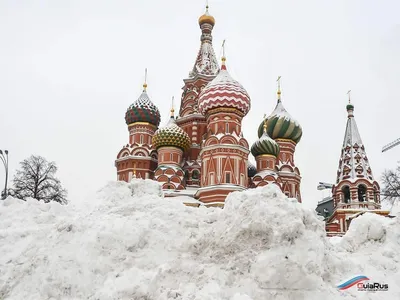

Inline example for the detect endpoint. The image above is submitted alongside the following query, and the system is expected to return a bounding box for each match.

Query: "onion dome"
[152,106,191,152]
[125,77,161,127]
[252,121,280,157]
[198,5,215,26]
[198,56,251,117]
[257,78,302,143]
[247,161,257,178]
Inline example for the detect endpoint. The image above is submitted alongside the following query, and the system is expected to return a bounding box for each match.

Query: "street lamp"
[0,150,9,200]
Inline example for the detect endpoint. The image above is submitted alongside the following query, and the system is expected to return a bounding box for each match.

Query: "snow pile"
[0,180,399,300]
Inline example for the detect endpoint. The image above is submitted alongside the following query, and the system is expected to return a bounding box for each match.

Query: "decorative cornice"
[206,107,245,118]
[256,154,276,159]
[200,144,250,156]
[128,122,157,129]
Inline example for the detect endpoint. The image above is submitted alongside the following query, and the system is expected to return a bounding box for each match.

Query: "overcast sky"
[1,0,399,209]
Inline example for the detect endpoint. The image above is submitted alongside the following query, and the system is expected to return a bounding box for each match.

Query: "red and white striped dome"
[198,61,251,116]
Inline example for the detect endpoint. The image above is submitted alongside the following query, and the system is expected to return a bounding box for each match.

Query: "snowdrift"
[0,179,399,300]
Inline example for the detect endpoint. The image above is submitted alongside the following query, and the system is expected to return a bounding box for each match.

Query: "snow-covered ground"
[0,179,399,300]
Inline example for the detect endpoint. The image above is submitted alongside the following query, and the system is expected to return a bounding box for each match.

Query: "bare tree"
[12,155,68,204]
[381,163,400,205]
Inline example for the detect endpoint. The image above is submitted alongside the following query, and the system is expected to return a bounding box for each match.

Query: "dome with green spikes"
[257,100,302,144]
[153,116,191,152]
[251,129,280,158]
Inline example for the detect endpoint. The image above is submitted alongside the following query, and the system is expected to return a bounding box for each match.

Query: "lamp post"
[0,150,9,200]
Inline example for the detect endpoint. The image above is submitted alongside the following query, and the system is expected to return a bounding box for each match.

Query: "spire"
[221,40,227,70]
[336,93,374,183]
[190,4,219,77]
[277,76,282,102]
[143,68,148,91]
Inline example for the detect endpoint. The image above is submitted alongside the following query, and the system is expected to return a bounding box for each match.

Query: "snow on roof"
[156,164,183,173]
[269,100,300,126]
[254,169,279,179]
[213,131,242,142]
[190,36,219,77]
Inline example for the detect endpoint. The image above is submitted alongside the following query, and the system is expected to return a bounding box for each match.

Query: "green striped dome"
[251,130,280,157]
[153,117,190,151]
[257,100,302,144]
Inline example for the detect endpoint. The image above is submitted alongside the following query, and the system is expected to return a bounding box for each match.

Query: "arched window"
[342,186,350,203]
[358,185,367,202]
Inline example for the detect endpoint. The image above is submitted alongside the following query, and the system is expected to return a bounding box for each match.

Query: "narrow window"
[140,135,144,144]
[225,123,229,133]
[210,173,215,185]
[225,172,231,183]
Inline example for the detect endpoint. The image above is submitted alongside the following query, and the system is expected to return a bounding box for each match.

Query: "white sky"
[1,0,399,209]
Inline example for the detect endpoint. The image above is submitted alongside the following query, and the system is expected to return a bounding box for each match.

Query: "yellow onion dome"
[153,115,190,152]
[198,5,215,26]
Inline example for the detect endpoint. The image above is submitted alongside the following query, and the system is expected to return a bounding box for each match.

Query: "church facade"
[115,6,303,207]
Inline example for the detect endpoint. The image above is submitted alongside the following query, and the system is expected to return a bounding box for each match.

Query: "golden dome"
[198,6,215,26]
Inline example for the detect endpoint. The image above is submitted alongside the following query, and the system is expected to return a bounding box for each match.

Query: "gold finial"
[206,0,209,11]
[221,40,227,69]
[143,68,148,91]
[347,90,351,103]
[263,117,267,133]
[277,76,282,100]
[170,96,175,117]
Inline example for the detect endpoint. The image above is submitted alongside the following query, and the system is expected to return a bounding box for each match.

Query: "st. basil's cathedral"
[115,6,388,235]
